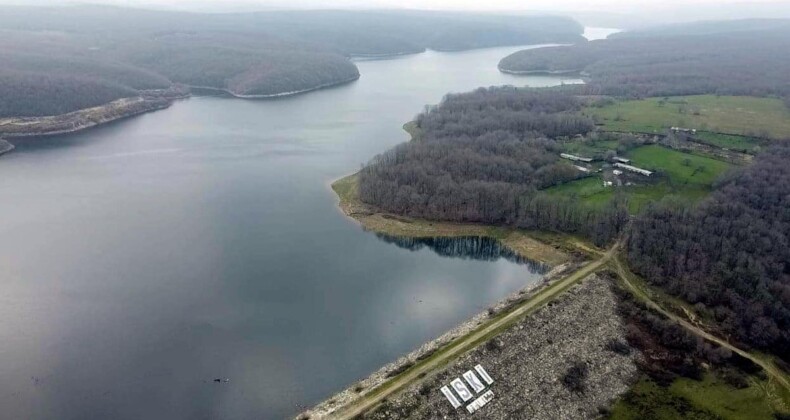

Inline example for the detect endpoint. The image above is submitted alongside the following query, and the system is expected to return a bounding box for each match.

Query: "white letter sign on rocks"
[474,364,494,385]
[440,386,462,409]
[440,364,496,413]
[450,378,474,402]
[466,390,495,414]
[462,370,486,393]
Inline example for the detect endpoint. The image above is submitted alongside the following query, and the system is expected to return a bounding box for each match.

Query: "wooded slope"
[0,6,584,117]
[499,22,790,99]
[627,146,790,361]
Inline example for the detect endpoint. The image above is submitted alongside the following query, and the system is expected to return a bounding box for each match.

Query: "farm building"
[614,163,653,176]
[574,165,590,173]
[613,157,631,164]
[560,153,593,163]
[671,127,697,134]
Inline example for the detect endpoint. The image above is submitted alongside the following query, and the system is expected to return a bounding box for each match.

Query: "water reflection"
[0,41,578,419]
[375,234,549,273]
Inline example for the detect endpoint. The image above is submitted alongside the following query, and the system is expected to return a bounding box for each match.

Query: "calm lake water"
[0,32,610,419]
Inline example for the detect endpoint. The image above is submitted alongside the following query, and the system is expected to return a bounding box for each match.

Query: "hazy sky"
[195,0,779,11]
[3,0,790,26]
[6,0,789,13]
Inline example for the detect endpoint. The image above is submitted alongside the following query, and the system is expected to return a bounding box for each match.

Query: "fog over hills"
[0,5,584,118]
[2,0,789,26]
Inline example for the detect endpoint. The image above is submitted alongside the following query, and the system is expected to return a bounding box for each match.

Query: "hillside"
[0,49,172,118]
[609,18,790,38]
[108,33,360,98]
[498,21,790,100]
[0,7,585,56]
[627,146,790,363]
[0,6,584,119]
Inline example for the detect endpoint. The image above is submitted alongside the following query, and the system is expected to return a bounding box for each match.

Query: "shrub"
[562,361,589,393]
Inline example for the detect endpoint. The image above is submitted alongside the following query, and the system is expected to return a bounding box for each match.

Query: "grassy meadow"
[585,95,790,139]
[544,145,733,213]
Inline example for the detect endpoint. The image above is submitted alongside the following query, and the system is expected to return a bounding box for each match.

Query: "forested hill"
[0,7,584,56]
[358,87,628,245]
[627,146,790,362]
[609,18,790,39]
[498,21,790,100]
[0,6,584,118]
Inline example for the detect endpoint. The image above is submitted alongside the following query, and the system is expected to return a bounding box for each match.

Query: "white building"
[614,162,653,176]
[560,153,593,163]
[671,127,697,134]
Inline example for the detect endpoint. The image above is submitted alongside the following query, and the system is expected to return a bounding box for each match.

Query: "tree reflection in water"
[375,234,549,274]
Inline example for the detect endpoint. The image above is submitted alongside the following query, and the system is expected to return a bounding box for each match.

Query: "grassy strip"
[694,132,763,154]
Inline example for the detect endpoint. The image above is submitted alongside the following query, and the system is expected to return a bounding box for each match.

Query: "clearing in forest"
[585,95,790,139]
[544,145,734,213]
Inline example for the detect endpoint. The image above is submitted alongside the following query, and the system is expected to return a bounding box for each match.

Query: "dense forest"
[626,146,790,361]
[358,87,629,245]
[109,33,359,97]
[609,18,790,39]
[499,22,790,100]
[0,50,173,118]
[0,5,584,117]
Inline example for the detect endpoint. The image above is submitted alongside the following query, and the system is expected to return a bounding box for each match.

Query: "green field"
[561,139,620,158]
[626,145,734,186]
[694,132,763,154]
[545,145,733,213]
[545,178,707,214]
[585,95,790,139]
[609,373,783,420]
[545,176,609,202]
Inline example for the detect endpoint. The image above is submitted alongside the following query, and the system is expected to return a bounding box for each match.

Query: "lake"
[0,31,611,420]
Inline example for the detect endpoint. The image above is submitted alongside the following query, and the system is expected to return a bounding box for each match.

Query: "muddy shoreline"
[0,87,189,140]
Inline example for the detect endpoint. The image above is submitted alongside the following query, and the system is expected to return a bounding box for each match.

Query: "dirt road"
[330,242,621,419]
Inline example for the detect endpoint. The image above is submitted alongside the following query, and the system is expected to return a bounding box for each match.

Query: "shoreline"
[296,261,581,419]
[498,67,582,75]
[349,42,574,62]
[0,75,361,140]
[430,42,574,54]
[185,75,361,99]
[0,88,189,139]
[307,170,613,418]
[331,173,576,267]
[0,139,14,156]
[0,40,584,141]
[302,180,617,418]
[350,51,424,61]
